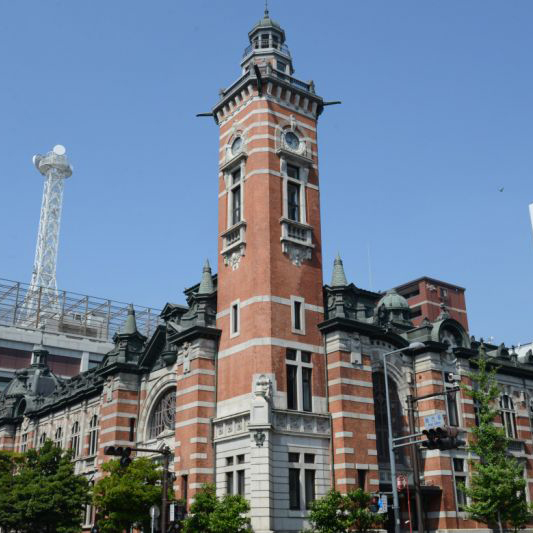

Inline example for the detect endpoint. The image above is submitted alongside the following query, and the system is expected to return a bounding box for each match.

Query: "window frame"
[148,389,177,440]
[500,394,518,439]
[88,414,99,456]
[286,349,313,412]
[230,300,240,338]
[291,296,305,334]
[70,421,80,458]
[288,451,317,511]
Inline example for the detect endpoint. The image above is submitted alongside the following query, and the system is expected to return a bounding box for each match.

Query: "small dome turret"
[242,7,293,75]
[376,289,412,328]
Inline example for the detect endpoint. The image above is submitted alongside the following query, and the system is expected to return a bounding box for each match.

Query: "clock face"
[440,328,461,350]
[231,137,242,156]
[284,131,300,150]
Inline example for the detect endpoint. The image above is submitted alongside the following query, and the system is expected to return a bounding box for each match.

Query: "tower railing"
[0,278,162,341]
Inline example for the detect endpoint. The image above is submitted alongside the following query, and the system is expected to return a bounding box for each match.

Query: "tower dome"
[376,289,412,327]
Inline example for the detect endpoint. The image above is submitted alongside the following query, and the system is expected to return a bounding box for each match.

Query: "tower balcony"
[243,40,291,59]
[220,220,247,270]
[280,218,314,266]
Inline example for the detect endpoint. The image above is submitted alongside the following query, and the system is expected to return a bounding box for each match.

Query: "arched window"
[54,426,63,448]
[70,421,80,458]
[88,415,99,456]
[372,372,404,464]
[39,432,47,447]
[500,394,517,439]
[148,389,176,439]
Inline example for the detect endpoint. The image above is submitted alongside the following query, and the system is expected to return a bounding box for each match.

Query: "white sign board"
[150,505,160,519]
[169,503,175,522]
[378,494,388,513]
[424,413,444,429]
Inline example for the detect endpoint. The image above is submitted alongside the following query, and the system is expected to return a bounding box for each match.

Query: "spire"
[331,253,348,287]
[264,0,269,17]
[121,304,138,335]
[198,259,214,294]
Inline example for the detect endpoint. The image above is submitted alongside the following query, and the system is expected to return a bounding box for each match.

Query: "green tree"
[0,440,90,533]
[183,483,252,533]
[308,488,383,533]
[93,457,165,533]
[461,347,533,532]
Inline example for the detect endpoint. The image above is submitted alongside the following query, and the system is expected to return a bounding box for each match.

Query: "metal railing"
[0,278,162,342]
[243,41,291,58]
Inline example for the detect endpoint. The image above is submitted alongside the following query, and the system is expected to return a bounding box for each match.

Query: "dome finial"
[264,0,269,16]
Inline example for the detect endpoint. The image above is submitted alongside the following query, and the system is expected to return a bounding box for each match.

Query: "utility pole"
[407,394,424,533]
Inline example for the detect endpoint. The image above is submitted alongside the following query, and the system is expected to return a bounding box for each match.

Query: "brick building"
[1,9,532,533]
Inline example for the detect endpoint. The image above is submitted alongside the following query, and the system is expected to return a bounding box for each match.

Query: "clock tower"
[211,9,331,533]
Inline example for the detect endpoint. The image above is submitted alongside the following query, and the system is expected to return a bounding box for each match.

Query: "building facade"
[1,10,533,533]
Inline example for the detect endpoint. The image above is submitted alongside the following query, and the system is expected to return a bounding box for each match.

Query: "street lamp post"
[383,342,425,533]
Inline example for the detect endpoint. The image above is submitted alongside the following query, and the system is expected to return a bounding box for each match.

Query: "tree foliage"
[182,484,252,533]
[308,488,384,533]
[0,440,90,533]
[461,348,533,531]
[93,457,165,533]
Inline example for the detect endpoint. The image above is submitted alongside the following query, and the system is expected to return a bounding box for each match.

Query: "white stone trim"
[190,453,208,460]
[217,337,324,360]
[176,385,216,397]
[335,431,353,438]
[190,437,208,444]
[327,361,372,372]
[176,401,216,412]
[331,412,375,421]
[328,378,372,388]
[217,294,323,318]
[175,418,211,429]
[424,470,453,476]
[328,395,374,404]
[336,448,354,454]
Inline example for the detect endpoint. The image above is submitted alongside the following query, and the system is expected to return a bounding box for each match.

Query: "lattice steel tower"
[18,145,73,323]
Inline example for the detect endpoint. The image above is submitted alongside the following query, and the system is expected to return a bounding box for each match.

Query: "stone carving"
[285,243,311,266]
[227,249,243,270]
[213,414,250,441]
[253,430,266,447]
[254,374,272,402]
[182,342,191,374]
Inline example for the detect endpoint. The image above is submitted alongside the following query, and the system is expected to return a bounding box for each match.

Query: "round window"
[284,131,300,150]
[231,137,243,155]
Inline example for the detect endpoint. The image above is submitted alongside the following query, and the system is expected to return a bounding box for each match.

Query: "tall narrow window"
[129,418,135,442]
[226,471,234,495]
[302,367,312,412]
[500,394,518,439]
[237,469,245,496]
[287,182,300,221]
[287,364,298,410]
[181,475,188,505]
[231,303,239,336]
[20,433,27,452]
[70,421,80,458]
[293,301,302,331]
[447,389,459,427]
[39,432,47,447]
[453,458,467,509]
[54,426,63,448]
[88,415,99,456]
[287,164,300,180]
[230,168,242,226]
[289,468,301,510]
[305,470,316,509]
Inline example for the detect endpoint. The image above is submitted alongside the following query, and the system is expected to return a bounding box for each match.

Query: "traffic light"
[369,495,379,513]
[103,445,132,466]
[422,427,466,450]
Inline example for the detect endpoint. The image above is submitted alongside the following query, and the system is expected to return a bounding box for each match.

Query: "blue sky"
[0,1,531,346]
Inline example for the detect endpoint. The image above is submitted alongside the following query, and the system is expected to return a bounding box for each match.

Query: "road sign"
[150,505,160,519]
[424,413,445,429]
[169,503,175,522]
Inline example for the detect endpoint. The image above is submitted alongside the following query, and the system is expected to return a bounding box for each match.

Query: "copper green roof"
[198,259,214,294]
[121,304,138,335]
[377,289,409,309]
[331,253,348,287]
